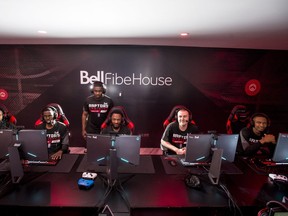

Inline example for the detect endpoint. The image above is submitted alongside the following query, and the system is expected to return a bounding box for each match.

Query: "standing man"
[82,81,114,138]
[161,107,199,155]
[238,112,276,157]
[35,106,69,160]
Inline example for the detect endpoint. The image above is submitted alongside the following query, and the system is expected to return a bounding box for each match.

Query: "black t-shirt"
[83,95,114,134]
[35,121,69,154]
[161,121,199,155]
[101,125,132,135]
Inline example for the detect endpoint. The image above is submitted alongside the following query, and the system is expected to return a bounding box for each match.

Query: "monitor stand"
[208,148,223,185]
[8,143,24,184]
[97,135,132,214]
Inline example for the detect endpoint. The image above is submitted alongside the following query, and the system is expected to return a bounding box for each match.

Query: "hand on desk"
[50,150,63,160]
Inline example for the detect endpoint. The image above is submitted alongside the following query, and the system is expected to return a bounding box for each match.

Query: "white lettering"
[80,71,173,86]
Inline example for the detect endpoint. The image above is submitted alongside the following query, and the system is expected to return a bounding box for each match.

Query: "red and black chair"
[226,105,251,134]
[101,106,135,133]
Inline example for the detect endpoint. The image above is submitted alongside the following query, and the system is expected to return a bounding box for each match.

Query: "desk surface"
[0,154,286,216]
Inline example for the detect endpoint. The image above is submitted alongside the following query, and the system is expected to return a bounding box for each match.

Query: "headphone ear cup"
[53,110,58,119]
[250,117,254,127]
[49,106,58,119]
[102,83,106,94]
[174,113,178,121]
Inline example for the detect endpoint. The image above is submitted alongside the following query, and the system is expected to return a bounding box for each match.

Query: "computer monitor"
[86,133,141,183]
[272,133,288,163]
[115,134,141,166]
[215,134,239,162]
[86,133,141,166]
[184,134,212,163]
[0,129,14,160]
[17,129,49,161]
[86,134,112,165]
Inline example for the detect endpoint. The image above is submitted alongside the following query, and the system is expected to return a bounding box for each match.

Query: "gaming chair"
[226,105,251,134]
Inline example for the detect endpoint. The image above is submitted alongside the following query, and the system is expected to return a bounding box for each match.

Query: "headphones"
[185,174,201,188]
[250,112,271,127]
[175,106,193,122]
[91,81,106,94]
[257,200,288,216]
[42,106,58,120]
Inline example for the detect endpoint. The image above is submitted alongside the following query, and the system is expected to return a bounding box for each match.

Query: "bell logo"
[245,79,261,96]
[0,89,8,100]
[80,70,173,86]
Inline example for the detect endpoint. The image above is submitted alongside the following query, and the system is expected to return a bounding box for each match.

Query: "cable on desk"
[219,183,243,216]
[0,172,13,198]
[201,166,243,216]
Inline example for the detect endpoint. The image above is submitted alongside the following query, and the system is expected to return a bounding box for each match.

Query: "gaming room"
[0,1,288,216]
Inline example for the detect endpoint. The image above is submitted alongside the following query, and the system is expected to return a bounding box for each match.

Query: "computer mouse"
[169,160,177,167]
[185,174,201,188]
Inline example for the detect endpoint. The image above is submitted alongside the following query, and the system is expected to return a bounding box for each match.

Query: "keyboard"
[24,159,59,166]
[179,158,210,167]
[246,157,288,175]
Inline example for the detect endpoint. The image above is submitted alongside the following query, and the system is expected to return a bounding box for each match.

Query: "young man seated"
[35,106,70,160]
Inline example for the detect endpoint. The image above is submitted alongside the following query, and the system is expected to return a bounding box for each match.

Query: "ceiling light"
[38,30,47,34]
[180,33,189,37]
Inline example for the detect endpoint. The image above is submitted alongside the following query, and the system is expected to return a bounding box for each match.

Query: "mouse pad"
[161,156,208,175]
[76,155,155,174]
[161,156,242,175]
[24,154,79,173]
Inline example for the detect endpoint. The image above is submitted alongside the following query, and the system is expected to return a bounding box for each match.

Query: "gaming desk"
[0,154,286,216]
